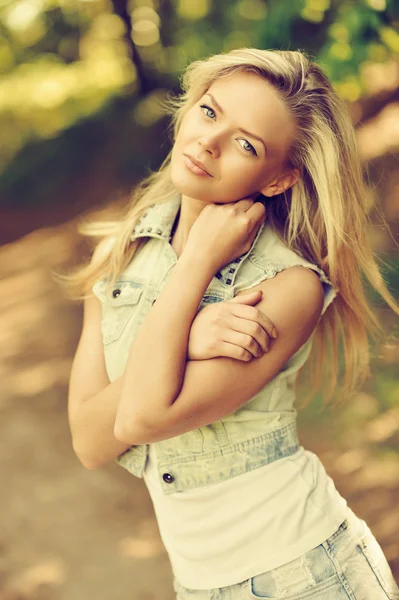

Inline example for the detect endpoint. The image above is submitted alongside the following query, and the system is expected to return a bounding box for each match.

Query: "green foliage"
[0,0,397,201]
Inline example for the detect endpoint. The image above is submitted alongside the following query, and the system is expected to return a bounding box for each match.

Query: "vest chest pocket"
[93,280,145,345]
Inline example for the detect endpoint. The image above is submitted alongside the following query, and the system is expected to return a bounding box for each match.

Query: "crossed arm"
[113,256,324,445]
[68,251,324,468]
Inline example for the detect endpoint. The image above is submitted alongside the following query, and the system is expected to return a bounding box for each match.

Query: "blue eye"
[240,140,257,156]
[200,104,216,119]
[199,104,258,157]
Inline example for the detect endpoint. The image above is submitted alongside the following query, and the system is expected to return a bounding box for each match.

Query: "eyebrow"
[205,92,267,154]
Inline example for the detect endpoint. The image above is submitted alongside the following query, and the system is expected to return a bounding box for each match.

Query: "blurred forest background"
[0,0,398,599]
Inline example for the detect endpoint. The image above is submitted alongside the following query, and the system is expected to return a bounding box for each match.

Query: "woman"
[60,48,399,599]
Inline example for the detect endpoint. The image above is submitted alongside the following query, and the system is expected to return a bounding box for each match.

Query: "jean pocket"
[325,519,348,544]
[93,279,144,344]
[357,529,399,600]
[247,544,341,599]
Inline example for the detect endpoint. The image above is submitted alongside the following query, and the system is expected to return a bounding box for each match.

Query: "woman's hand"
[187,289,277,362]
[183,198,266,272]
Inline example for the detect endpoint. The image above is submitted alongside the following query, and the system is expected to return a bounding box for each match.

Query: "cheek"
[172,119,198,156]
[210,169,263,202]
[250,160,275,187]
[222,161,266,188]
[177,112,198,138]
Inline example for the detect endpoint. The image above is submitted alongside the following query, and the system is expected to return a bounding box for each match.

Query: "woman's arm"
[114,264,324,445]
[115,200,323,444]
[114,253,215,442]
[115,199,266,442]
[69,200,263,469]
[68,291,133,469]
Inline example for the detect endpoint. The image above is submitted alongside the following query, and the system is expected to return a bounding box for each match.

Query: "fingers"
[229,290,263,305]
[240,201,266,248]
[230,302,277,340]
[234,198,266,221]
[246,201,266,228]
[218,339,257,362]
[233,198,256,211]
[227,199,266,250]
[227,315,269,355]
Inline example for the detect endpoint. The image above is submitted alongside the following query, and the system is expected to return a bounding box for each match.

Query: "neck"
[170,194,209,255]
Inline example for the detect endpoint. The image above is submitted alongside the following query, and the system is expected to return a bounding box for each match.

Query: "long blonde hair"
[54,47,399,404]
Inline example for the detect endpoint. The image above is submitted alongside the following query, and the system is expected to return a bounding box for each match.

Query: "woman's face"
[170,70,297,204]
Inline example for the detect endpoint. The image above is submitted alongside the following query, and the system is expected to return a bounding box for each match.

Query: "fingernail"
[272,327,277,339]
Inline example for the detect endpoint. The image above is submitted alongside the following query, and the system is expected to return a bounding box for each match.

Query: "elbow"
[80,458,102,470]
[113,421,133,445]
[72,441,103,470]
[114,414,152,445]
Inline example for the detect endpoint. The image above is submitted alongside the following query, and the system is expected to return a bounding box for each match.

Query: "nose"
[198,131,221,157]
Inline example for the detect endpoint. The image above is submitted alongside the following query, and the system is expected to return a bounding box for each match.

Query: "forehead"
[206,71,296,158]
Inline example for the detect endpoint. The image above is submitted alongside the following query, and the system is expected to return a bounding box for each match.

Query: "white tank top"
[143,442,349,590]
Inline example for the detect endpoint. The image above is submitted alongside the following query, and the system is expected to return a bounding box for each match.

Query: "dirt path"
[0,216,397,599]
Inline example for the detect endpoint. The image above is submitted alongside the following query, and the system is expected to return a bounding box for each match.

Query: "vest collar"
[130,193,181,244]
[129,193,265,287]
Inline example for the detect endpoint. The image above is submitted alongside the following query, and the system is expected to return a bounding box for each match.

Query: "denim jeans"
[172,507,399,599]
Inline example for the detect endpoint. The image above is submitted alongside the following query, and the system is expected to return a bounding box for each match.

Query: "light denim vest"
[92,192,338,495]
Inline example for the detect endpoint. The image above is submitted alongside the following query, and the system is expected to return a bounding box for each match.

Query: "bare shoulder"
[237,263,324,293]
[236,265,325,327]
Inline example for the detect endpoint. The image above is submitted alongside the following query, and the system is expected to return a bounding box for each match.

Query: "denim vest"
[92,192,338,495]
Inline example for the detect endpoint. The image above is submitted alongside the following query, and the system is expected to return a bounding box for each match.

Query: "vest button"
[112,288,121,298]
[162,472,174,483]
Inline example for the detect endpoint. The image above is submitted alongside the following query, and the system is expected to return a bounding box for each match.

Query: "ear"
[260,168,300,197]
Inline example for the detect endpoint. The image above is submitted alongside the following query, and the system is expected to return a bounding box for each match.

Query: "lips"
[184,154,212,177]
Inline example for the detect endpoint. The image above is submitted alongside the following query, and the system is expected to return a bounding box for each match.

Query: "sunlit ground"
[0,208,398,599]
[0,220,174,600]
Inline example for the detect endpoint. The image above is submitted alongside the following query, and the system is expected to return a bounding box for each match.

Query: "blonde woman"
[61,48,399,599]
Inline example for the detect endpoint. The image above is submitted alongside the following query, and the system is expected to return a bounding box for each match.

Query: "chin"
[170,172,214,202]
[170,163,249,204]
